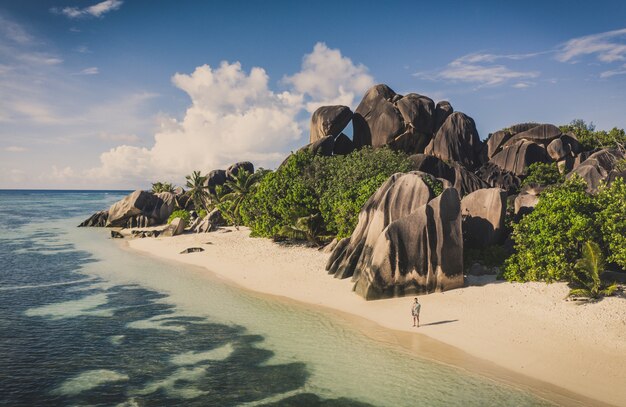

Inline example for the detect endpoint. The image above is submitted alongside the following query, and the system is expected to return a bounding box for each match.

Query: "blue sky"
[1,0,625,189]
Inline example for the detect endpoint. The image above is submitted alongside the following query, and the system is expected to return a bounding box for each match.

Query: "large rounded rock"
[489,140,551,176]
[502,124,562,148]
[305,135,334,156]
[460,188,507,248]
[409,154,489,196]
[547,138,571,161]
[310,105,353,143]
[424,112,483,169]
[106,190,174,227]
[353,84,403,148]
[395,93,435,137]
[326,172,437,280]
[226,161,254,179]
[353,188,463,300]
[205,169,226,193]
[514,192,540,219]
[333,133,354,155]
[434,101,453,133]
[567,148,625,192]
[485,130,513,159]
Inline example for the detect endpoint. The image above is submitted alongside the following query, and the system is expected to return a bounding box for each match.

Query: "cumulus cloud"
[88,43,373,186]
[51,0,123,19]
[283,42,374,112]
[557,28,626,63]
[415,52,540,87]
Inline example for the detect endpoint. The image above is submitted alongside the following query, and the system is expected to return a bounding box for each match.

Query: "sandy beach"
[127,227,626,407]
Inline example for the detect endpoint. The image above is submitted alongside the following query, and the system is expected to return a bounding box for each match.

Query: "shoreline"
[125,227,626,407]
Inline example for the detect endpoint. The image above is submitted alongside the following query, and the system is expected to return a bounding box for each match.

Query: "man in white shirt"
[411,297,421,327]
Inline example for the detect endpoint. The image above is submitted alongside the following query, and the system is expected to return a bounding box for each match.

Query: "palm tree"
[568,241,618,300]
[151,181,175,193]
[221,168,261,227]
[278,213,331,246]
[185,170,209,212]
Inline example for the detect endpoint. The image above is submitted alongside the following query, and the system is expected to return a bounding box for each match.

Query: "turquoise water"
[0,190,554,406]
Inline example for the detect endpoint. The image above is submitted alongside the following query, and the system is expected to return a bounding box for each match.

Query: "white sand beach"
[127,227,626,407]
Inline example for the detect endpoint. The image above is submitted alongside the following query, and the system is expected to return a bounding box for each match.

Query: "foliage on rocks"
[559,119,626,151]
[521,162,564,187]
[168,209,190,226]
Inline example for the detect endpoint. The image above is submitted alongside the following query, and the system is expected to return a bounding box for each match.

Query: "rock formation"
[424,112,483,169]
[353,188,464,300]
[501,124,562,148]
[476,162,522,194]
[206,169,227,193]
[226,161,255,179]
[409,154,488,196]
[310,105,353,143]
[333,133,354,155]
[434,101,453,133]
[567,148,625,192]
[162,217,185,237]
[460,188,507,248]
[489,140,551,176]
[78,210,108,227]
[105,190,176,228]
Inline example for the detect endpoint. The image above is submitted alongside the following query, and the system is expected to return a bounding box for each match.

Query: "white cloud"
[0,15,34,45]
[557,28,626,63]
[283,42,374,112]
[415,53,539,87]
[76,67,99,75]
[512,82,534,89]
[87,43,373,186]
[52,0,124,19]
[98,132,139,143]
[4,146,27,152]
[600,63,626,78]
[17,52,63,66]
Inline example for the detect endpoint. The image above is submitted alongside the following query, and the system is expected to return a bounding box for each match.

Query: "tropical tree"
[185,170,209,212]
[151,181,176,193]
[278,213,331,246]
[222,168,262,227]
[568,241,618,300]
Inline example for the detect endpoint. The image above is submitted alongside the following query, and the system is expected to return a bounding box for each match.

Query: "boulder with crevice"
[434,101,453,133]
[333,133,354,155]
[460,188,507,248]
[476,162,522,195]
[310,105,353,143]
[106,190,175,227]
[567,148,625,192]
[409,154,489,196]
[502,123,562,148]
[489,140,551,176]
[424,112,483,169]
[226,161,254,179]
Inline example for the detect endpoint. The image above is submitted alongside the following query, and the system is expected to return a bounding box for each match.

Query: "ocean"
[0,190,553,406]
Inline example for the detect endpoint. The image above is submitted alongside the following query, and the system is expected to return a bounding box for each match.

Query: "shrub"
[521,162,564,187]
[597,177,626,269]
[503,176,600,282]
[559,119,626,151]
[168,209,190,226]
[568,241,618,300]
[196,209,207,219]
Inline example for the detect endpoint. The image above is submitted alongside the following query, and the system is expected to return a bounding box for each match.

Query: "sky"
[1,0,625,189]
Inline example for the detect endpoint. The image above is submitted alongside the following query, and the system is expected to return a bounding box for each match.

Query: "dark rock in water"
[326,172,436,280]
[485,130,513,159]
[205,169,227,193]
[310,105,353,143]
[461,188,507,248]
[476,162,522,195]
[306,135,335,156]
[424,112,483,169]
[79,210,109,227]
[226,161,254,179]
[502,124,561,148]
[110,230,124,239]
[161,217,185,237]
[180,247,204,254]
[333,133,354,155]
[353,84,404,149]
[409,154,489,196]
[434,101,453,133]
[567,148,625,192]
[353,188,464,300]
[106,190,175,227]
[489,140,551,176]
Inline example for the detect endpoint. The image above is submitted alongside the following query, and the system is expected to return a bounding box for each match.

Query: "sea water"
[0,190,554,406]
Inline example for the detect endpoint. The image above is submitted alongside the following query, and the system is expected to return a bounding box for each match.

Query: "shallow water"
[0,190,554,406]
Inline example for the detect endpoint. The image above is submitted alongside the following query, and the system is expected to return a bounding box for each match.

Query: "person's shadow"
[420,319,458,327]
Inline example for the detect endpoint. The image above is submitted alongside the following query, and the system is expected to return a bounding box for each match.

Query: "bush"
[240,147,411,239]
[559,119,626,151]
[521,162,564,187]
[597,177,626,269]
[196,209,207,219]
[168,210,190,226]
[503,176,600,282]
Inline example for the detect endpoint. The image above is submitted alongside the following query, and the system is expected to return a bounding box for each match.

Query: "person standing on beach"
[411,297,421,327]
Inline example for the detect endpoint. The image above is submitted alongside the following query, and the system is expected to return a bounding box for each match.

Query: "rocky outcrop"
[409,154,489,196]
[434,101,453,133]
[502,124,562,148]
[333,133,354,155]
[310,105,353,143]
[226,161,254,179]
[460,188,507,248]
[162,217,185,237]
[489,140,551,176]
[305,135,335,156]
[206,169,227,193]
[424,112,483,169]
[476,162,522,194]
[326,172,437,280]
[352,85,438,153]
[353,188,464,300]
[484,130,513,159]
[567,148,625,192]
[106,190,175,227]
[79,210,109,227]
[191,208,224,233]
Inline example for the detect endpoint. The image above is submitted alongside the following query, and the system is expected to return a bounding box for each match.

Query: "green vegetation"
[168,209,191,226]
[278,213,330,246]
[568,241,618,300]
[559,119,626,151]
[597,177,626,269]
[240,147,411,240]
[521,162,564,187]
[420,174,443,196]
[220,168,263,227]
[185,170,209,212]
[151,181,175,193]
[196,209,207,219]
[464,245,510,270]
